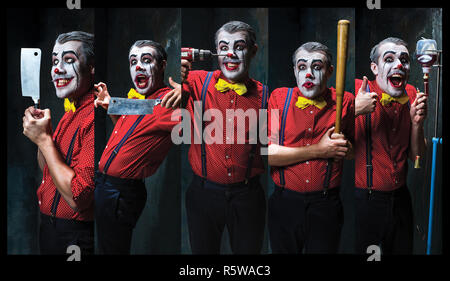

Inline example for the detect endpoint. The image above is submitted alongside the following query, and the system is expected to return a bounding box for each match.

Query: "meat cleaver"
[107,97,162,115]
[21,48,42,108]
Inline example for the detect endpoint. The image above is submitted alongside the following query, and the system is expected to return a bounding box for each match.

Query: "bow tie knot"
[380,93,409,106]
[215,78,247,96]
[64,98,76,113]
[127,88,146,100]
[295,96,327,110]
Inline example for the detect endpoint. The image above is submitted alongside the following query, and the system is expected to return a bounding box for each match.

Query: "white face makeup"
[51,41,92,99]
[216,31,253,83]
[372,42,410,97]
[293,49,331,99]
[129,46,163,95]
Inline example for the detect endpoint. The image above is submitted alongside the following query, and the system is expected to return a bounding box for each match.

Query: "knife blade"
[21,48,42,108]
[107,97,162,115]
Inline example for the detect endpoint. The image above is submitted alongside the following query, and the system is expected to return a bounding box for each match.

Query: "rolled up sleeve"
[70,118,95,212]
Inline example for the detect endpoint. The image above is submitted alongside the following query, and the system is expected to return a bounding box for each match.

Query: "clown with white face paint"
[353,37,427,255]
[267,41,354,254]
[93,40,181,254]
[51,40,94,100]
[371,42,411,97]
[129,45,165,96]
[216,30,255,83]
[293,48,333,99]
[180,21,268,255]
[22,31,96,255]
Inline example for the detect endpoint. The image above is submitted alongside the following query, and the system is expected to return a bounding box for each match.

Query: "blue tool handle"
[427,137,442,254]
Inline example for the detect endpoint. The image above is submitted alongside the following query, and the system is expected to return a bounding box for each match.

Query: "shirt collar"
[370,79,382,96]
[145,85,170,99]
[68,88,95,112]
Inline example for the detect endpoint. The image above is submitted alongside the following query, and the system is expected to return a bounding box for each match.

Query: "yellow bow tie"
[295,96,327,110]
[215,78,247,96]
[64,98,76,113]
[380,93,409,106]
[127,88,146,100]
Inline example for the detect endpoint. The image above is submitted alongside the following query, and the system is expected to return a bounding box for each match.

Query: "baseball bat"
[334,19,350,133]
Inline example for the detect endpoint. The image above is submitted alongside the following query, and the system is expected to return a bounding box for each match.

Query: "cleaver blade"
[21,48,42,107]
[107,97,162,115]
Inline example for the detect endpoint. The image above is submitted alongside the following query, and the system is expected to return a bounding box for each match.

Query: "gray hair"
[214,21,256,49]
[370,37,408,63]
[129,40,167,64]
[292,42,333,67]
[56,31,94,66]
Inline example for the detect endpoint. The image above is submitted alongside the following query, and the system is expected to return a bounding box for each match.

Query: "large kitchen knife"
[21,48,42,108]
[107,97,162,115]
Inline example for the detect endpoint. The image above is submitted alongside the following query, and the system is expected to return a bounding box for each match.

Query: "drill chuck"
[181,48,214,62]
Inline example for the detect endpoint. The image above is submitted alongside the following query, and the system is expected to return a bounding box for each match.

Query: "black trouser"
[185,174,266,254]
[355,185,413,255]
[39,213,94,255]
[94,171,147,255]
[268,185,343,254]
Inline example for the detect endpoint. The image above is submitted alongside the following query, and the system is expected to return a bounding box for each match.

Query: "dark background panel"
[355,8,443,254]
[95,8,181,254]
[7,8,95,254]
[268,8,355,94]
[180,8,269,254]
[268,8,356,254]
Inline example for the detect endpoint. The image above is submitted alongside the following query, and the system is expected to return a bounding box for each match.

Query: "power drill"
[181,47,226,62]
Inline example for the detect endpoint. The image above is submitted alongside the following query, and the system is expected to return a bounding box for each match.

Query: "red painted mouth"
[135,74,149,89]
[388,73,404,88]
[55,78,74,88]
[302,81,315,89]
[224,62,240,71]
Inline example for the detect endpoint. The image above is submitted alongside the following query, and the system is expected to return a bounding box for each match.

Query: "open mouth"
[135,74,149,89]
[302,81,316,89]
[224,62,240,71]
[388,73,404,88]
[55,78,73,88]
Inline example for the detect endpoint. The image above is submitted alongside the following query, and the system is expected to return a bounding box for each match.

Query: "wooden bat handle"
[335,19,350,134]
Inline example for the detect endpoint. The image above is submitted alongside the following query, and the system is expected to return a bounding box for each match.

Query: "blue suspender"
[50,126,80,220]
[278,88,294,186]
[102,91,166,174]
[102,115,145,174]
[261,84,269,109]
[200,72,214,179]
[365,84,373,192]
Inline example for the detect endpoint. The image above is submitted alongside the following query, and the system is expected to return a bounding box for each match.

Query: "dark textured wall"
[268,8,356,254]
[356,8,443,254]
[180,8,269,254]
[7,8,95,254]
[95,8,181,254]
